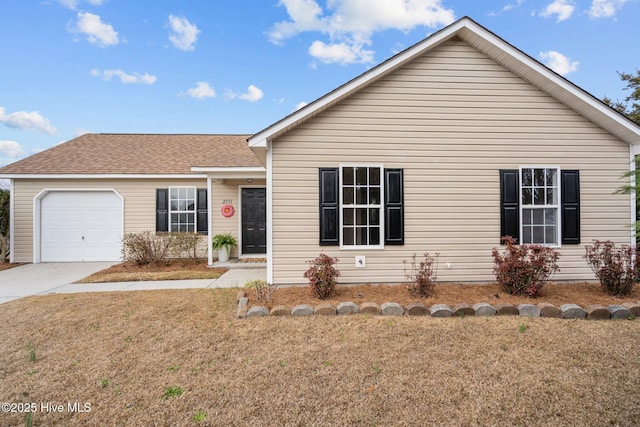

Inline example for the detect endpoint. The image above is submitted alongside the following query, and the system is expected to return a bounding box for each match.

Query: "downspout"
[266,140,273,283]
[207,176,213,266]
[631,146,638,248]
[9,179,14,263]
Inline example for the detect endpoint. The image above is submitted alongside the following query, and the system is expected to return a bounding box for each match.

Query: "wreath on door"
[221,204,235,218]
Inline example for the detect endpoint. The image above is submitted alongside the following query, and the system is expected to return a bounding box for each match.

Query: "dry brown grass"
[0,289,639,426]
[76,259,227,283]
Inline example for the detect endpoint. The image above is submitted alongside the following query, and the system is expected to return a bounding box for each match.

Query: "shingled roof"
[0,133,261,175]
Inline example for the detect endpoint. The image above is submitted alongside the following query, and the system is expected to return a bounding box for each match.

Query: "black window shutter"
[384,168,404,245]
[499,170,519,243]
[196,188,208,235]
[156,188,169,232]
[561,170,580,244]
[319,168,339,246]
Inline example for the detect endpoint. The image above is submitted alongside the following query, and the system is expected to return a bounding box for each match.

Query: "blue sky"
[0,0,638,168]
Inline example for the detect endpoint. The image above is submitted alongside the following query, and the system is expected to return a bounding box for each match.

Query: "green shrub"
[491,236,560,297]
[403,252,438,298]
[585,240,639,296]
[303,253,340,299]
[211,233,237,251]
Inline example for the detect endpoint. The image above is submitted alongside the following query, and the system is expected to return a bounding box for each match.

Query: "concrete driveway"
[0,263,267,304]
[0,262,116,304]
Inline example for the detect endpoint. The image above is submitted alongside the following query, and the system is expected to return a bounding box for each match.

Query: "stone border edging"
[235,291,640,320]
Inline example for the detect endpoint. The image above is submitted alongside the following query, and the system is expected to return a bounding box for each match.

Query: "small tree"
[0,188,9,262]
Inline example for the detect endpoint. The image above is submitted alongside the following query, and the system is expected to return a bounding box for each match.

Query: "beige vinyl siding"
[270,39,632,284]
[12,178,242,263]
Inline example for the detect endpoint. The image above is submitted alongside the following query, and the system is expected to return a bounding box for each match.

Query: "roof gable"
[0,133,261,176]
[249,16,640,148]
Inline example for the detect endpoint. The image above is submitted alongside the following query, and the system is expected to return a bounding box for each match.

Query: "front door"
[241,188,266,254]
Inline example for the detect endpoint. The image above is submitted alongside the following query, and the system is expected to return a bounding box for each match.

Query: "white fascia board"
[0,174,208,179]
[190,167,266,180]
[248,19,468,148]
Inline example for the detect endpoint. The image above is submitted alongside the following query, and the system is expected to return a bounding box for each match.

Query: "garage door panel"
[40,191,123,262]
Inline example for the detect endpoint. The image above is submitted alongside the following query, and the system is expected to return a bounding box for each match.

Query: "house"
[2,17,639,285]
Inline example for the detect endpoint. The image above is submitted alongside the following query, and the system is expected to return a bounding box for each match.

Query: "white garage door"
[40,191,123,262]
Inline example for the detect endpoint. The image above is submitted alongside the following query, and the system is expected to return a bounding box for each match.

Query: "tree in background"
[0,188,9,262]
[603,70,640,125]
[605,70,640,244]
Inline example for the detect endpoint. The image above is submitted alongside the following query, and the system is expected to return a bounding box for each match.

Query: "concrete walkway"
[0,263,266,305]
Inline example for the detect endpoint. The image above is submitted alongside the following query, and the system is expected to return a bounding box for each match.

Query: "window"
[169,187,196,232]
[156,188,208,234]
[319,167,404,247]
[500,168,579,246]
[520,167,559,245]
[340,165,383,248]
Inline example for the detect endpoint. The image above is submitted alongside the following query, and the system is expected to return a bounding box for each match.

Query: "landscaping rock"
[473,303,496,316]
[381,302,404,316]
[359,302,382,315]
[560,304,586,319]
[453,303,475,317]
[337,301,360,315]
[538,303,562,318]
[586,304,610,320]
[518,304,540,317]
[405,302,430,316]
[314,303,336,315]
[236,297,248,318]
[269,305,291,316]
[608,305,632,320]
[246,306,269,318]
[495,303,519,316]
[291,304,314,316]
[236,291,246,302]
[622,302,640,317]
[430,304,453,318]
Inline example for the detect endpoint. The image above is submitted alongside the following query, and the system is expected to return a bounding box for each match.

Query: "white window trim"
[518,166,562,247]
[339,163,384,250]
[168,186,197,233]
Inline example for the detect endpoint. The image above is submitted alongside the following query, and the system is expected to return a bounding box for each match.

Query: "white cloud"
[227,85,264,103]
[168,15,200,51]
[588,0,629,18]
[186,82,216,99]
[269,0,455,65]
[90,68,157,84]
[239,85,264,102]
[70,12,119,47]
[540,0,575,22]
[309,40,374,64]
[295,101,308,110]
[503,0,525,12]
[0,107,57,135]
[0,141,26,159]
[539,50,579,75]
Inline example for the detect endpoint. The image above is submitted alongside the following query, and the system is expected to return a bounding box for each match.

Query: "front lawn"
[0,289,638,426]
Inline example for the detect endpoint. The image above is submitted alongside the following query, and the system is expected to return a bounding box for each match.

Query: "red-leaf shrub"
[491,236,560,297]
[403,252,438,298]
[584,240,640,296]
[303,253,340,299]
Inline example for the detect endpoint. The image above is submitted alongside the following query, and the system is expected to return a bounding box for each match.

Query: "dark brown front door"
[241,188,266,254]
